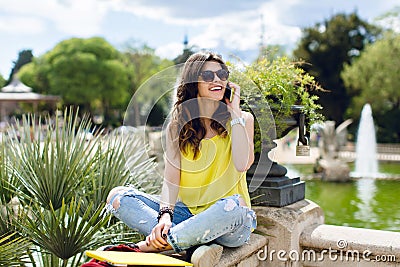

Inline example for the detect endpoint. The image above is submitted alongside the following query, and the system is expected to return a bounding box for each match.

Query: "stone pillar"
[253,199,324,266]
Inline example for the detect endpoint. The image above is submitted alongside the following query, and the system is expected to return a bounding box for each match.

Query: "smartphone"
[224,83,235,102]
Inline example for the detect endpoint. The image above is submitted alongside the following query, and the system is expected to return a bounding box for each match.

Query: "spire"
[183,32,189,49]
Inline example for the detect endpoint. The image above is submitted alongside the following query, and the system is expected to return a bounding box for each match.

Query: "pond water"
[287,163,400,232]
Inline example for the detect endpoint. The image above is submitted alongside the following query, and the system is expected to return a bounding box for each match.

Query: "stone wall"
[236,200,400,267]
[216,234,268,267]
[214,200,399,266]
[300,224,400,267]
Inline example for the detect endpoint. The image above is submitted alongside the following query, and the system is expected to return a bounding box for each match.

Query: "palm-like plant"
[0,141,20,204]
[1,107,162,266]
[0,233,31,266]
[0,137,29,264]
[0,143,19,236]
[5,110,97,211]
[80,129,161,216]
[17,199,120,267]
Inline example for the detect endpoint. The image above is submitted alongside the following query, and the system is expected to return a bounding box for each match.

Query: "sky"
[0,0,399,78]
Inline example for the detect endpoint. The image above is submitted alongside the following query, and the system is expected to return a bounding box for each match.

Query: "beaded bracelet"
[157,207,174,222]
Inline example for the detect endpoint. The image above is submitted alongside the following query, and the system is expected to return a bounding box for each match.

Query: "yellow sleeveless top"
[178,131,251,214]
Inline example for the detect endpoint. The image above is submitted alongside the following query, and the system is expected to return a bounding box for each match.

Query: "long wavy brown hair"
[170,51,231,159]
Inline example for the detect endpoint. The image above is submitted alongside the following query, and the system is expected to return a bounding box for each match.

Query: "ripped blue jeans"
[106,186,257,252]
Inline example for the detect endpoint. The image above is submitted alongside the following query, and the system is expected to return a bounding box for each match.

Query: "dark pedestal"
[246,161,306,207]
[246,105,307,207]
[247,176,305,207]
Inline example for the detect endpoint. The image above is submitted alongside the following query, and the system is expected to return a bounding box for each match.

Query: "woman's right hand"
[146,214,172,250]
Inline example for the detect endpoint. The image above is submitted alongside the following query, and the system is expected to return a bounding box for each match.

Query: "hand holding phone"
[224,83,235,102]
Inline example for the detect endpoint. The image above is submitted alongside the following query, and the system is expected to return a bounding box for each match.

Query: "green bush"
[0,107,162,266]
[230,56,324,154]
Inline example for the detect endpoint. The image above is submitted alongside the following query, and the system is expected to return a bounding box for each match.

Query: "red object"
[80,244,141,267]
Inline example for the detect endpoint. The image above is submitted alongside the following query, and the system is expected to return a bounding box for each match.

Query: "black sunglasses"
[199,69,229,82]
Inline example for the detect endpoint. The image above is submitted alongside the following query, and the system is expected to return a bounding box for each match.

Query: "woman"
[104,51,256,266]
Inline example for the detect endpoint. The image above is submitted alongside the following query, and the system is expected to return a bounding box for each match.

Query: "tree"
[293,12,381,124]
[18,37,129,124]
[173,46,196,65]
[341,33,400,142]
[18,56,50,94]
[0,74,5,88]
[257,44,288,62]
[7,50,33,84]
[122,44,174,126]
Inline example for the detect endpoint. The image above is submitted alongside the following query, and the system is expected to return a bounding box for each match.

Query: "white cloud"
[376,11,400,33]
[50,0,108,36]
[0,16,45,34]
[108,0,223,26]
[0,0,397,77]
[107,0,171,21]
[264,0,399,27]
[161,4,303,55]
[152,2,304,62]
[114,0,266,21]
[0,0,108,36]
[106,0,295,29]
[155,42,183,60]
[0,0,396,37]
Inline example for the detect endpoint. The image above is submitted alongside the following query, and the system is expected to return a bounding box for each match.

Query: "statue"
[315,120,352,182]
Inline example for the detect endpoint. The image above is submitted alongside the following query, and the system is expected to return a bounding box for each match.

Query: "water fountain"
[353,103,379,177]
[352,104,380,226]
[297,103,400,231]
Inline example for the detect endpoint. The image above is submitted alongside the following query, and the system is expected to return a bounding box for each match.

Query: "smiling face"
[197,61,228,101]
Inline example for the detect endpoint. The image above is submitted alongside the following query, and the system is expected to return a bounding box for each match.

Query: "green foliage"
[257,45,288,61]
[0,198,21,243]
[46,37,129,107]
[0,107,162,266]
[0,74,5,87]
[230,56,324,153]
[81,127,161,213]
[0,143,20,204]
[122,44,174,126]
[341,33,400,142]
[18,199,110,260]
[18,56,51,95]
[7,49,33,83]
[6,111,96,210]
[293,12,381,123]
[18,37,130,121]
[0,233,31,266]
[173,45,196,65]
[17,39,175,127]
[375,6,400,33]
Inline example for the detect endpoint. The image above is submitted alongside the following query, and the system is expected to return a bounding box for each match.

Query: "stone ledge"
[301,224,400,263]
[251,200,325,267]
[215,233,268,267]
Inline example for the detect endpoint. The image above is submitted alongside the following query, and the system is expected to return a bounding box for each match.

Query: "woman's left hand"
[146,215,172,250]
[225,82,241,116]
